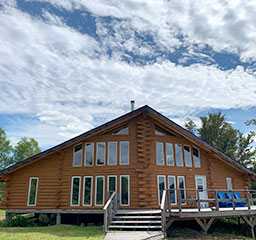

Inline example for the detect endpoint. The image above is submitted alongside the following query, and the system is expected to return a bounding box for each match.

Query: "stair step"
[109,225,161,229]
[111,220,161,224]
[115,210,161,215]
[114,215,161,219]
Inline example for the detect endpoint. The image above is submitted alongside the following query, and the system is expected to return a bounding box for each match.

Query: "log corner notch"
[242,215,256,238]
[194,217,215,234]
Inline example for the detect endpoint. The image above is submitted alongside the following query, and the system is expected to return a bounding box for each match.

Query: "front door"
[195,175,208,208]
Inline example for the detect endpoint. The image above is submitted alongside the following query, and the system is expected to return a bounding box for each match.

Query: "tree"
[0,127,14,170]
[184,118,197,134]
[13,137,41,163]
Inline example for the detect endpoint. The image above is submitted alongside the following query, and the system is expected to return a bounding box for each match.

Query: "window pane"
[73,144,82,166]
[71,177,80,206]
[166,143,174,166]
[108,142,117,165]
[96,143,105,165]
[175,144,183,167]
[156,142,164,165]
[184,145,192,167]
[193,147,200,168]
[96,176,104,205]
[85,143,94,166]
[168,176,176,204]
[111,126,129,135]
[226,178,232,191]
[83,177,92,206]
[121,176,129,205]
[158,176,166,205]
[28,178,38,206]
[178,176,186,203]
[120,142,129,165]
[108,176,116,193]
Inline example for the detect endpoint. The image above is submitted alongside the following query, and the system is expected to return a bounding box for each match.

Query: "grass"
[0,211,105,240]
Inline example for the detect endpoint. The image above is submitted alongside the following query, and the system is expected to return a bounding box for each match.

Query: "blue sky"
[0,0,256,150]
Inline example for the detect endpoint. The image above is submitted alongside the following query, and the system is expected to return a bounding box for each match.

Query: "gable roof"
[0,105,255,178]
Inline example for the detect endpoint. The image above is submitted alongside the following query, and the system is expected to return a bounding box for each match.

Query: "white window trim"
[156,142,165,166]
[84,143,94,167]
[96,142,106,166]
[95,176,105,206]
[157,175,166,205]
[27,177,39,207]
[166,143,174,166]
[70,176,81,207]
[107,142,117,165]
[168,175,177,205]
[175,144,184,167]
[193,146,201,168]
[82,176,93,207]
[184,145,192,167]
[73,143,83,167]
[107,175,117,193]
[120,141,129,165]
[120,175,130,206]
[226,177,233,191]
[177,176,186,205]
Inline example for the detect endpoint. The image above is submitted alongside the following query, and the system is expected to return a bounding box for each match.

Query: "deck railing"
[162,188,256,212]
[103,192,118,232]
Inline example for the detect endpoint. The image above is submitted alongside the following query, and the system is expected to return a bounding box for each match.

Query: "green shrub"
[6,214,29,227]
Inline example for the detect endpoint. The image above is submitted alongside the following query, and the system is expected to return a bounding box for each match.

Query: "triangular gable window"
[155,126,175,136]
[106,125,129,135]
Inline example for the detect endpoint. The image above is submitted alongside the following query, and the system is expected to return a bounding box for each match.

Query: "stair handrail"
[103,191,117,232]
[160,189,167,233]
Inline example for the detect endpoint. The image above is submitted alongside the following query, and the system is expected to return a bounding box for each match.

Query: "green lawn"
[0,211,105,240]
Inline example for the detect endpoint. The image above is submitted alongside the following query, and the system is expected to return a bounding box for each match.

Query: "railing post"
[247,190,251,210]
[161,190,167,233]
[231,190,235,210]
[178,189,182,212]
[197,189,201,212]
[214,190,219,211]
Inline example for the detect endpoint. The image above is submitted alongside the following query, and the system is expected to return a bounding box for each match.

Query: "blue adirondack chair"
[226,192,242,207]
[234,192,247,207]
[217,192,233,207]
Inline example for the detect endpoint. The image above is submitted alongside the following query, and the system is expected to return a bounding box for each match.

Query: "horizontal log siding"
[1,114,250,210]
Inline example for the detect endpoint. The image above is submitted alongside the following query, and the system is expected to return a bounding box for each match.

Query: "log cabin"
[0,104,256,235]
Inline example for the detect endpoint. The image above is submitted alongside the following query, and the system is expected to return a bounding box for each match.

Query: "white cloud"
[0,2,256,149]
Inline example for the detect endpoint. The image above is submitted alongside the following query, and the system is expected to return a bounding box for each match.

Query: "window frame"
[177,176,186,205]
[84,143,94,166]
[120,141,129,165]
[95,176,105,206]
[175,144,184,167]
[120,175,130,206]
[157,175,166,205]
[168,175,177,205]
[107,142,117,165]
[226,177,233,191]
[70,176,81,207]
[73,143,83,167]
[156,142,165,166]
[184,145,192,167]
[192,146,201,168]
[27,177,39,207]
[96,142,106,166]
[166,143,174,166]
[82,176,93,207]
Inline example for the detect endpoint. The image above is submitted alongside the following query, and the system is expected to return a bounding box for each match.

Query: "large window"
[85,143,94,166]
[156,142,164,165]
[71,176,81,206]
[193,147,200,168]
[27,177,38,206]
[120,141,129,165]
[107,175,117,197]
[83,176,93,206]
[95,176,105,206]
[168,176,176,205]
[226,177,232,191]
[157,175,166,205]
[177,176,186,204]
[175,144,183,167]
[96,142,106,165]
[73,144,82,167]
[108,142,117,165]
[166,143,174,166]
[120,175,130,206]
[184,145,192,167]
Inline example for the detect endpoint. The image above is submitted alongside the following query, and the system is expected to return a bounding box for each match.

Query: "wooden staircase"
[108,209,162,231]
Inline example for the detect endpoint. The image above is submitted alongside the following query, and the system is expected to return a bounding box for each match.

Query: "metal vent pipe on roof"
[131,100,135,111]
